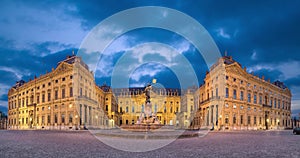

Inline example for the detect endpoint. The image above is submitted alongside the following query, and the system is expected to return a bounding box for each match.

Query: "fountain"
[121,81,162,132]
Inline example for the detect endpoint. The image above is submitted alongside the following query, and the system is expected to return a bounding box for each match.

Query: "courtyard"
[0,130,299,157]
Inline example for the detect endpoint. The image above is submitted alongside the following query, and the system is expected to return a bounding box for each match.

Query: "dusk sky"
[0,0,300,116]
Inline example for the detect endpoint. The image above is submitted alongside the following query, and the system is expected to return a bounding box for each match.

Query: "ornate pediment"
[52,62,73,75]
[226,63,247,76]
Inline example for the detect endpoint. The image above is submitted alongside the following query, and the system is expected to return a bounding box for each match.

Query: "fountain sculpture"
[121,81,162,131]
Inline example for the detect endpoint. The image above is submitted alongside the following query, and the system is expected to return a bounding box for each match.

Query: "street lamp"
[219,115,222,130]
[75,115,78,130]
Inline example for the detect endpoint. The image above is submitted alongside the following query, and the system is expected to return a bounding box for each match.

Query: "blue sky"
[0,0,300,116]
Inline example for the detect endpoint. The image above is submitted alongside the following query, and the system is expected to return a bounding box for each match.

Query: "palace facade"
[7,54,292,130]
[113,87,181,126]
[189,56,292,130]
[7,55,118,130]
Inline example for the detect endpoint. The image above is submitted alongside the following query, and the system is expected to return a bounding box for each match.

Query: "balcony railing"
[263,104,272,108]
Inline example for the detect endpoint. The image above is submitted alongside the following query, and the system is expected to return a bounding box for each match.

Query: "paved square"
[0,130,299,158]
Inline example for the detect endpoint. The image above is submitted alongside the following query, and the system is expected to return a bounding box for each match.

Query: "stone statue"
[144,83,152,103]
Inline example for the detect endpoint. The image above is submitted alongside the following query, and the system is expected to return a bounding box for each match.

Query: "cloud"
[130,64,166,81]
[251,50,257,60]
[0,1,87,52]
[216,28,231,39]
[248,60,300,81]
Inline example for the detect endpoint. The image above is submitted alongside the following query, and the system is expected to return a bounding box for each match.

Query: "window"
[240,115,243,124]
[62,77,65,81]
[70,75,73,79]
[69,87,73,97]
[216,88,218,97]
[154,104,158,113]
[259,117,262,125]
[254,94,257,104]
[248,116,251,125]
[225,103,229,108]
[164,106,166,113]
[225,88,229,98]
[233,104,237,109]
[37,96,40,104]
[55,90,58,100]
[274,99,277,108]
[259,95,262,104]
[62,89,65,99]
[106,105,108,111]
[225,115,229,124]
[141,105,144,113]
[61,114,65,124]
[125,106,128,113]
[247,93,251,103]
[270,99,273,106]
[48,82,51,86]
[241,80,244,84]
[233,89,237,99]
[54,114,58,124]
[233,78,236,82]
[240,91,244,101]
[233,114,236,124]
[132,106,135,113]
[69,114,73,123]
[226,76,229,80]
[42,94,45,103]
[48,92,51,102]
[55,80,58,83]
[47,115,51,124]
[240,105,244,109]
[80,88,82,96]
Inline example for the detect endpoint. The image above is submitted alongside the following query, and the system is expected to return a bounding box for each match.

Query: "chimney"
[262,76,265,80]
[243,67,247,71]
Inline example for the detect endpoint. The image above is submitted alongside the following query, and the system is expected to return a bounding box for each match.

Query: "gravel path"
[0,130,299,158]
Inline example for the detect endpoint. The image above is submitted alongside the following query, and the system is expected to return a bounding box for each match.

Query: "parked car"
[293,127,300,135]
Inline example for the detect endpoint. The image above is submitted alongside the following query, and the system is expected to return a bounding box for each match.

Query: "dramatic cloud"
[0,0,299,116]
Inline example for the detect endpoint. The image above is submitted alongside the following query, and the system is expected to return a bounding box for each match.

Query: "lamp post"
[75,115,78,130]
[266,118,269,130]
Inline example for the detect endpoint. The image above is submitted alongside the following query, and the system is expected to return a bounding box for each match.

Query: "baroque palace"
[7,54,292,130]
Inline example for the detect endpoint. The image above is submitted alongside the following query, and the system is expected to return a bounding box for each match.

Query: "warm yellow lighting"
[48,106,50,110]
[277,119,279,123]
[69,104,72,108]
[219,115,222,118]
[29,117,32,121]
[267,119,269,122]
[95,115,98,119]
[75,115,78,118]
[152,78,157,84]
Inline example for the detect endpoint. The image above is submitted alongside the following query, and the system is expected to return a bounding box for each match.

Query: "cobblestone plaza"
[0,130,299,157]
